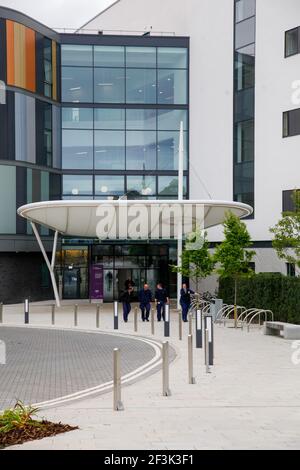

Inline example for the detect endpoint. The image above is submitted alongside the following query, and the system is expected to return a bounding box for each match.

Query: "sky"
[0,0,116,29]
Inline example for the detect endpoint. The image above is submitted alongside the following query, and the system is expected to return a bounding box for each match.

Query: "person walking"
[119,286,134,323]
[138,283,153,322]
[180,283,195,322]
[155,282,169,322]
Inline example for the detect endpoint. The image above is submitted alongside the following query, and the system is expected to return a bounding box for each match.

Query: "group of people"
[119,280,194,323]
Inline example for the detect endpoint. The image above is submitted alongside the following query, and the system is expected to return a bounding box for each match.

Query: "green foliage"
[219,273,300,324]
[0,401,41,434]
[172,229,215,291]
[270,190,300,269]
[214,212,256,279]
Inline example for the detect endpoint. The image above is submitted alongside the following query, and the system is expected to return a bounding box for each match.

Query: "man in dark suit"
[155,283,169,322]
[180,283,194,322]
[119,286,134,323]
[138,283,153,322]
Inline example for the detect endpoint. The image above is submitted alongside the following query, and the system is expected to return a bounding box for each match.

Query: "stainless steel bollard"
[114,301,119,330]
[134,306,138,332]
[96,304,100,329]
[113,348,124,411]
[24,299,29,325]
[188,334,196,384]
[195,309,203,349]
[188,312,193,336]
[162,341,171,396]
[205,329,211,374]
[164,304,170,337]
[178,310,183,341]
[74,304,78,327]
[204,315,214,365]
[51,304,55,326]
[0,302,3,324]
[151,307,155,335]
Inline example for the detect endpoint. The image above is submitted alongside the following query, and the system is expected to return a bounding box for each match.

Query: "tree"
[172,229,215,294]
[270,190,300,271]
[214,212,256,327]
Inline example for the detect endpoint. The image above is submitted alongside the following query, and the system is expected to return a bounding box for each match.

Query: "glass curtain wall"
[234,0,256,212]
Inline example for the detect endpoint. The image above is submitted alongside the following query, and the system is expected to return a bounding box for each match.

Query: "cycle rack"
[246,309,274,332]
[238,308,259,328]
[215,304,233,324]
[223,305,246,326]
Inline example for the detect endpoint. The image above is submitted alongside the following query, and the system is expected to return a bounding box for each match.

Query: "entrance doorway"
[63,268,81,299]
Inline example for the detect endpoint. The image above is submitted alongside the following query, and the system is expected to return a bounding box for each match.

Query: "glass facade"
[234,0,255,213]
[285,27,300,57]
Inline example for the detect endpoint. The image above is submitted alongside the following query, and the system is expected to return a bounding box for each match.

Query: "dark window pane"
[62,108,93,129]
[284,108,300,137]
[235,88,255,122]
[62,67,93,103]
[235,50,255,91]
[157,47,187,69]
[126,131,157,170]
[94,130,125,170]
[234,120,254,163]
[94,68,125,103]
[126,109,156,130]
[36,100,52,167]
[126,47,156,68]
[234,161,254,195]
[235,16,255,49]
[63,175,93,196]
[285,28,299,57]
[94,46,125,67]
[235,0,256,23]
[62,130,93,169]
[95,175,125,196]
[158,69,187,105]
[95,108,125,129]
[234,192,254,209]
[126,69,156,104]
[61,45,93,67]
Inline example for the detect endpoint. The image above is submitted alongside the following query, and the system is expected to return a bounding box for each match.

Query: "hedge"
[218,273,300,324]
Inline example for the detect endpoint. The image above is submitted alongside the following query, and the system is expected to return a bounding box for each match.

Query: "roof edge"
[76,0,122,32]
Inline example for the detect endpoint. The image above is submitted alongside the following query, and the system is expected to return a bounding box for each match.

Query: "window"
[94,130,125,170]
[157,47,187,69]
[283,108,300,137]
[126,109,156,130]
[126,47,156,68]
[94,68,125,103]
[94,46,125,67]
[126,131,157,170]
[95,175,125,197]
[157,131,188,171]
[283,190,300,212]
[63,175,93,197]
[158,69,187,105]
[126,68,156,104]
[43,38,52,98]
[0,165,16,234]
[285,28,299,57]
[234,120,254,163]
[127,176,156,197]
[158,176,187,197]
[36,100,52,167]
[95,108,125,129]
[235,16,255,49]
[61,45,93,67]
[235,50,255,91]
[235,0,256,23]
[62,108,93,129]
[158,109,188,131]
[235,88,255,122]
[62,130,93,169]
[62,67,93,103]
[287,263,296,277]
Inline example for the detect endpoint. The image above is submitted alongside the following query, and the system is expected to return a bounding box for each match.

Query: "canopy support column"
[31,222,61,308]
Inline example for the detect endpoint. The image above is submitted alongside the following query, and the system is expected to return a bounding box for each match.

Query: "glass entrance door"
[63,268,81,299]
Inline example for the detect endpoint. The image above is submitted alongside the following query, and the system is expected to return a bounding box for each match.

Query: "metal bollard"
[164,304,170,337]
[188,312,193,336]
[151,307,155,336]
[162,341,171,397]
[188,335,196,384]
[0,302,3,324]
[113,348,124,411]
[24,299,29,325]
[114,301,119,330]
[96,304,100,329]
[178,310,182,341]
[204,315,214,366]
[51,304,55,326]
[134,306,138,332]
[205,329,211,374]
[74,304,78,327]
[195,309,203,349]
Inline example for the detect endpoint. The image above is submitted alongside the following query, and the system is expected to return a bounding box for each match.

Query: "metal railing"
[241,309,274,331]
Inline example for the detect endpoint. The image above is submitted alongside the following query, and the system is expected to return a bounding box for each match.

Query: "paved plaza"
[0,302,300,450]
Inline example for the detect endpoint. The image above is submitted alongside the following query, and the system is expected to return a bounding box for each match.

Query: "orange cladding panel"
[6,20,15,86]
[25,27,36,92]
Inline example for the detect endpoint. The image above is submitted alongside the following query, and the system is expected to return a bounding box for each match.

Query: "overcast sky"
[0,0,116,29]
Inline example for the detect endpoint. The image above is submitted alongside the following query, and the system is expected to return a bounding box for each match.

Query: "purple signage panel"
[90,264,104,301]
